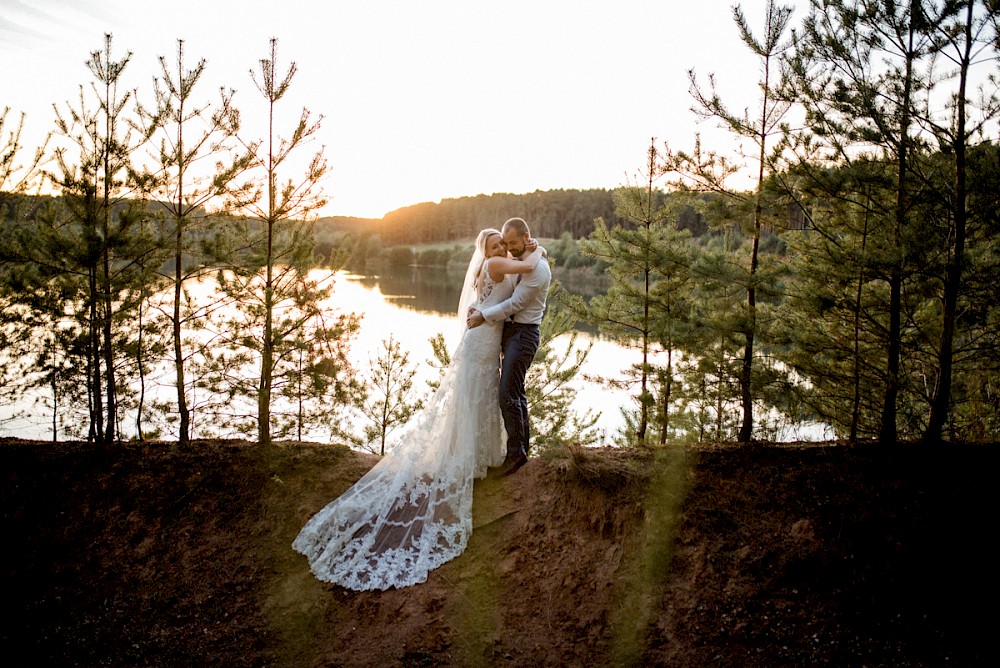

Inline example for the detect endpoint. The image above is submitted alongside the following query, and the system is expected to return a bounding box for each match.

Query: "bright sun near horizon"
[0,0,807,218]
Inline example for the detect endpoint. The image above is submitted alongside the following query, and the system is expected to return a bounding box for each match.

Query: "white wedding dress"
[292,266,513,590]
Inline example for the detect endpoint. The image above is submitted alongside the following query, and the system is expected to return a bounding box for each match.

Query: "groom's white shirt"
[481,256,551,325]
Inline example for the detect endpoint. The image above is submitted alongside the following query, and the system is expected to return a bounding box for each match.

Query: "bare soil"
[1,438,994,666]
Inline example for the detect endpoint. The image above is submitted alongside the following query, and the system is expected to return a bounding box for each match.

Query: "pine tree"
[954,143,1000,438]
[0,109,52,427]
[0,107,49,211]
[274,307,359,442]
[918,1,1000,441]
[686,229,760,442]
[573,141,695,445]
[135,39,253,444]
[0,253,90,440]
[526,282,601,449]
[665,0,796,442]
[352,335,423,455]
[788,0,945,443]
[204,38,336,445]
[41,34,158,443]
[647,237,697,444]
[776,161,894,440]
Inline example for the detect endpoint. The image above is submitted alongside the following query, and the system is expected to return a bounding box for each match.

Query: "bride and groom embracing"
[293,217,552,591]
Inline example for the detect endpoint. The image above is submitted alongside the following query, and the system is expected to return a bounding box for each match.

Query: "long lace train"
[292,286,508,590]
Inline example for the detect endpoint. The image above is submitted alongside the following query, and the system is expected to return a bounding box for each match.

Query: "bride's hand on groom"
[525,238,547,258]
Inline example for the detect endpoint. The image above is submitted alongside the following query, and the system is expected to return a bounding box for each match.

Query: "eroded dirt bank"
[1,439,994,666]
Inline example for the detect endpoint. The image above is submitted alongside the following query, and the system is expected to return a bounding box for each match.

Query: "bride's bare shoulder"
[485,257,506,282]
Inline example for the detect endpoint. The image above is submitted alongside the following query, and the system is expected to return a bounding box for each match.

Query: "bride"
[292,228,546,590]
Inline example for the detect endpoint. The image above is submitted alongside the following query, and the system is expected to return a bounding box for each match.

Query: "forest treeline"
[314,188,713,247]
[2,1,1000,449]
[311,188,730,276]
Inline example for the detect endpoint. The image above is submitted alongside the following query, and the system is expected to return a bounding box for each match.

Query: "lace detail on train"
[292,270,513,590]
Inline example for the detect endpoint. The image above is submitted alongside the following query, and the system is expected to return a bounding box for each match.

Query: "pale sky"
[1,0,808,218]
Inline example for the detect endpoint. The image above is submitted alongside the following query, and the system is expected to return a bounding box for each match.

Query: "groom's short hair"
[502,217,530,237]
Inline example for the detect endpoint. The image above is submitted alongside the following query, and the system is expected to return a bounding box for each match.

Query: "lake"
[332,265,829,444]
[1,265,830,444]
[0,266,633,443]
[331,265,636,444]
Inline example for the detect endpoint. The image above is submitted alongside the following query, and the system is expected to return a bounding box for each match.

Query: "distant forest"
[314,188,722,246]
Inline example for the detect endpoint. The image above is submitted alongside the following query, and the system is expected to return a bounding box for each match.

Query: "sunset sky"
[1,0,808,218]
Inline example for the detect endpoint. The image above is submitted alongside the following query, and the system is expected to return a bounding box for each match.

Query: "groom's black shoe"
[495,453,528,478]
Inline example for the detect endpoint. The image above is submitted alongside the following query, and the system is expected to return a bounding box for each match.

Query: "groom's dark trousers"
[499,321,541,458]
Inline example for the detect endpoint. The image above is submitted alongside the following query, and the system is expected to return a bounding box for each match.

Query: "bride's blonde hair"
[456,227,503,335]
[470,227,502,286]
[475,227,502,258]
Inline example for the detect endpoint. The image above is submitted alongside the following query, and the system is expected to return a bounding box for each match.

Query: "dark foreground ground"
[1,438,995,667]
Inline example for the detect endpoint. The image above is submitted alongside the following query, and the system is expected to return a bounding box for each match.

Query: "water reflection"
[362,264,601,336]
[356,265,466,317]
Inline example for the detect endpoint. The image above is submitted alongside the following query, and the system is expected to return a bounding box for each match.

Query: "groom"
[467,217,551,478]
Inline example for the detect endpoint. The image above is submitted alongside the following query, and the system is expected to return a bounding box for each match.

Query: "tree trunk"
[258,88,277,448]
[174,226,190,444]
[740,145,765,444]
[297,346,304,442]
[925,2,972,444]
[89,265,104,443]
[136,293,146,441]
[659,349,673,445]
[174,78,191,446]
[880,20,918,446]
[101,217,116,444]
[259,268,273,446]
[50,339,58,443]
[101,73,116,445]
[851,206,871,443]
